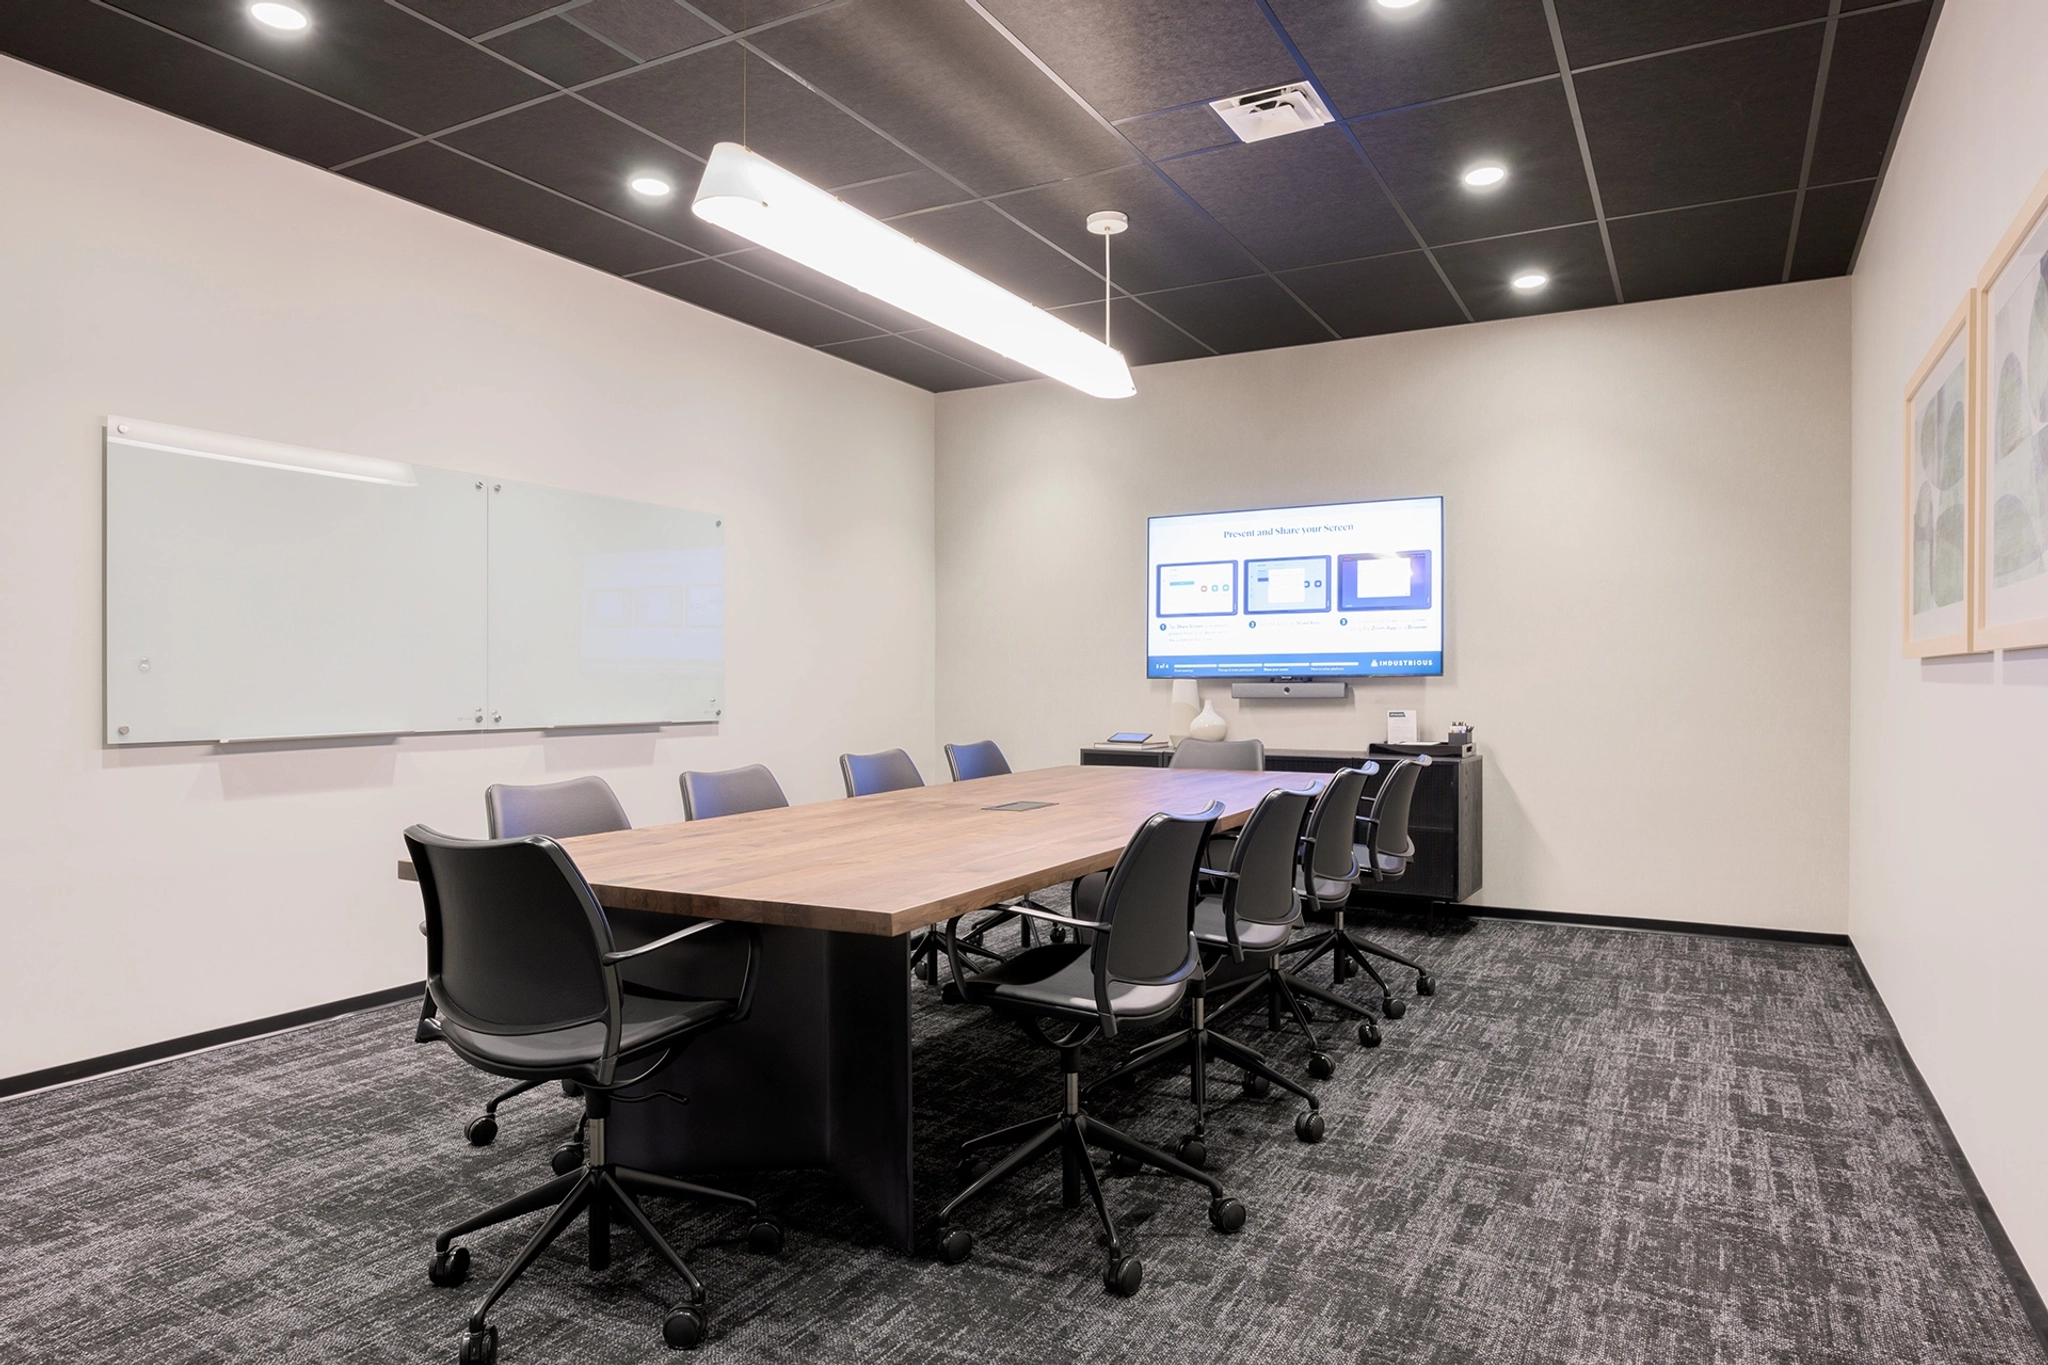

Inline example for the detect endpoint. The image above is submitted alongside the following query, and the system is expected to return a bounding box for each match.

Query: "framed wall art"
[1903,294,1976,657]
[1974,167,2048,651]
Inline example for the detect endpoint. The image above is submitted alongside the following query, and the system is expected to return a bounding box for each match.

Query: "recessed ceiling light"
[249,3,309,31]
[1462,163,1507,189]
[629,176,673,198]
[1511,271,1549,291]
[1375,0,1425,9]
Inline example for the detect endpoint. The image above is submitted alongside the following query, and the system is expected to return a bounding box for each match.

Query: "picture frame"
[1972,166,2048,652]
[1902,293,1976,657]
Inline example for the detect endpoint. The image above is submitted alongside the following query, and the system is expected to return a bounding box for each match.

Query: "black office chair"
[935,802,1246,1297]
[408,826,781,1362]
[1296,756,1439,1015]
[680,763,789,820]
[426,777,633,1152]
[941,740,1060,971]
[1081,784,1326,1164]
[841,748,999,986]
[1211,766,1383,1074]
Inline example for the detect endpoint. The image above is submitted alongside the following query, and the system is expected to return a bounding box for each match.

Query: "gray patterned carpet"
[1,915,2042,1365]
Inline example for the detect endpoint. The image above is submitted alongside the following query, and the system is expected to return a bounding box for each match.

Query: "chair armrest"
[1001,903,1111,933]
[1198,867,1239,881]
[601,918,723,963]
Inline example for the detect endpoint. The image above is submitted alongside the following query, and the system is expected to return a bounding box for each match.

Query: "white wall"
[936,282,1852,932]
[0,58,936,1078]
[1847,0,2048,1289]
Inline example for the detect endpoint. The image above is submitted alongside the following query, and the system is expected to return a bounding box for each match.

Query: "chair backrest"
[1170,737,1265,771]
[680,764,789,821]
[407,825,613,1036]
[944,740,1011,782]
[1363,756,1427,861]
[1302,766,1373,883]
[1224,785,1317,926]
[1091,801,1220,987]
[840,748,924,797]
[485,776,630,840]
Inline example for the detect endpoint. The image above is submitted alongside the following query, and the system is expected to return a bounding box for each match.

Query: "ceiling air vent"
[1208,83,1336,144]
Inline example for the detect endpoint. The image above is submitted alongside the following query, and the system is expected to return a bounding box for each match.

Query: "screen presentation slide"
[1147,496,1443,677]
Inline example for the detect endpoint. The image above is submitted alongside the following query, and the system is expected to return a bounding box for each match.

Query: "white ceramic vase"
[1189,699,1227,741]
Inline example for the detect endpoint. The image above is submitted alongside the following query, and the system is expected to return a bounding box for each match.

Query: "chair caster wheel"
[1208,1196,1246,1233]
[936,1227,973,1264]
[560,1080,582,1098]
[551,1142,585,1176]
[457,1324,497,1365]
[1358,1022,1383,1048]
[1108,1151,1144,1177]
[464,1115,498,1146]
[1307,1052,1335,1080]
[1241,1072,1272,1099]
[1299,1005,1317,1023]
[662,1305,705,1350]
[939,981,964,1005]
[1383,996,1408,1020]
[1051,926,1067,944]
[1417,974,1437,996]
[746,1220,785,1255]
[1295,1110,1325,1143]
[428,1246,470,1287]
[958,1155,990,1183]
[1105,1253,1144,1296]
[1175,1135,1207,1169]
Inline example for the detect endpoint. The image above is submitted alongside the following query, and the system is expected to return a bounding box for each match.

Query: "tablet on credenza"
[1105,732,1154,744]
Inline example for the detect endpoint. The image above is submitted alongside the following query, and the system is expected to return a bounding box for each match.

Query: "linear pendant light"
[692,143,1135,399]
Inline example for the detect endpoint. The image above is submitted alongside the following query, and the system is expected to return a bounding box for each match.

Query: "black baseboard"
[0,981,423,1101]
[1431,902,1851,947]
[1847,950,2048,1353]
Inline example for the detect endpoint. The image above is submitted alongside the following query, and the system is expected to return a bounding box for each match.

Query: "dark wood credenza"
[1078,744,1482,905]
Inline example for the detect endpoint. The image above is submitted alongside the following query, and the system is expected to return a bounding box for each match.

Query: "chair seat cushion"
[965,943,1184,1021]
[1355,844,1408,876]
[1192,896,1293,952]
[438,993,732,1081]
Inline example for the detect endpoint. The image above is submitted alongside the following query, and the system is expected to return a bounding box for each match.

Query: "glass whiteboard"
[104,421,723,745]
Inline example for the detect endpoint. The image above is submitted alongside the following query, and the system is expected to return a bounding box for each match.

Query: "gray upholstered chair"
[1081,784,1326,1163]
[1300,756,1439,1015]
[408,825,777,1361]
[934,802,1246,1297]
[680,763,789,821]
[1169,737,1265,770]
[839,747,924,797]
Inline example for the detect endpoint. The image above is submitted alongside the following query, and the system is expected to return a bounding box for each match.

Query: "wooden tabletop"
[536,765,1321,937]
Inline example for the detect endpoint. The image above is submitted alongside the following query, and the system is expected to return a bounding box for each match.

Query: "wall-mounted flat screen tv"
[1148,496,1443,678]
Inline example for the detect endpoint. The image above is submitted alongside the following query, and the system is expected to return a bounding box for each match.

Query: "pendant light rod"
[694,144,1135,398]
[1086,210,1128,351]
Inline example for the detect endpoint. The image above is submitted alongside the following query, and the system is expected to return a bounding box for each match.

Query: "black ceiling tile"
[1552,0,1827,69]
[688,0,838,28]
[484,16,636,86]
[439,95,729,252]
[707,248,931,334]
[973,0,1297,122]
[994,165,1262,294]
[891,201,1103,307]
[1120,106,1234,161]
[1839,0,1904,8]
[104,0,551,134]
[344,141,695,273]
[1160,131,1413,271]
[816,334,1010,391]
[1789,178,1874,279]
[1608,194,1796,302]
[566,0,719,61]
[1431,222,1612,320]
[1136,275,1333,354]
[886,329,1046,384]
[0,1,408,167]
[1808,2,1933,186]
[1276,252,1466,337]
[1351,78,1592,245]
[395,1,560,39]
[1048,297,1215,368]
[1266,0,1558,116]
[635,259,886,347]
[838,170,973,218]
[584,42,918,191]
[749,0,1135,195]
[1576,26,1822,215]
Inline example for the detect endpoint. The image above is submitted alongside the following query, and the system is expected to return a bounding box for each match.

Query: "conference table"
[420,764,1324,1252]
